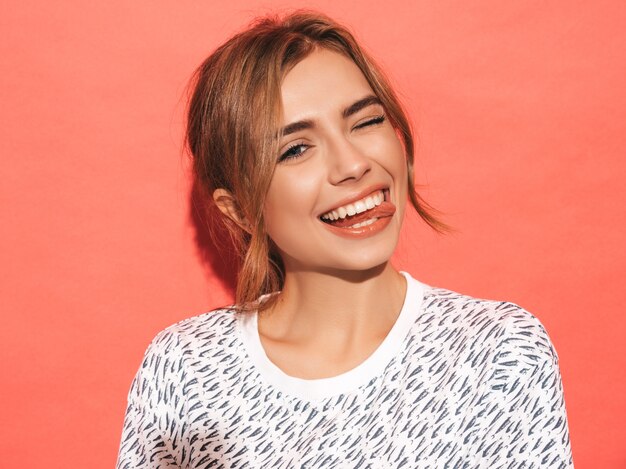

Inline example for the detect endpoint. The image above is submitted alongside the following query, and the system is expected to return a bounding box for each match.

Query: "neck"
[260,262,407,348]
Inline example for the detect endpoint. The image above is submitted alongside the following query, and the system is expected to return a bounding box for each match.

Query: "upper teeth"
[321,190,385,221]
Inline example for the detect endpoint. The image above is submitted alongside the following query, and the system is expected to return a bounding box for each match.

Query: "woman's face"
[263,48,408,273]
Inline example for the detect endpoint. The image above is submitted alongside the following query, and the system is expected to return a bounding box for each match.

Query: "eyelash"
[278,114,387,162]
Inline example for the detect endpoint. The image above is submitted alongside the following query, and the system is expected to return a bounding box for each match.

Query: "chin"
[330,247,397,272]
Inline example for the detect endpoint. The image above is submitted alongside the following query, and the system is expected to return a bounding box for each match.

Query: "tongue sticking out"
[323,201,396,228]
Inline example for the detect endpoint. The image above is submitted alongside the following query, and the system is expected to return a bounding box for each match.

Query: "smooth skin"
[216,48,409,379]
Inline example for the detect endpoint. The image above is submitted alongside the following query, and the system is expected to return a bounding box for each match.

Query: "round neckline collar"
[236,271,425,401]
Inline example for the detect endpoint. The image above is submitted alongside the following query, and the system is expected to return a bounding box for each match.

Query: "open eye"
[279,142,310,162]
[353,114,386,130]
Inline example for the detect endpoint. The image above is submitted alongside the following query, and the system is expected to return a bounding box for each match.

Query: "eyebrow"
[342,95,382,119]
[279,95,383,137]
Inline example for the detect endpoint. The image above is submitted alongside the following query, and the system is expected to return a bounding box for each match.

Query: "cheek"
[263,168,320,240]
[382,133,409,216]
[378,130,408,187]
[263,189,288,240]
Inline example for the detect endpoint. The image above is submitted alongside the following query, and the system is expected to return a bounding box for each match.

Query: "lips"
[318,187,396,238]
[320,189,385,221]
[325,201,396,228]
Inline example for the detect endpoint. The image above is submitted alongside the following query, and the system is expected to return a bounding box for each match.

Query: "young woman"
[117,11,573,468]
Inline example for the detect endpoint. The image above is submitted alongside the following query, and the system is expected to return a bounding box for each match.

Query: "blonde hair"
[186,11,448,312]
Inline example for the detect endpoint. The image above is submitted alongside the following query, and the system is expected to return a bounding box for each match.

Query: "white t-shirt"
[116,272,573,468]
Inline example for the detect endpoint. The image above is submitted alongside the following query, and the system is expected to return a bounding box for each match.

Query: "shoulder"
[127,307,244,400]
[140,306,241,363]
[414,279,558,364]
[409,285,572,464]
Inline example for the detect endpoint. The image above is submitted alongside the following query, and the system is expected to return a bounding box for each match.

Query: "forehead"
[280,48,375,123]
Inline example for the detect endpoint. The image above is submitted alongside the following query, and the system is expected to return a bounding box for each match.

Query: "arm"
[116,330,188,469]
[480,309,573,468]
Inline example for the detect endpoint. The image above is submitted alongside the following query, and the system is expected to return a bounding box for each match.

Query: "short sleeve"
[479,307,573,468]
[116,330,189,469]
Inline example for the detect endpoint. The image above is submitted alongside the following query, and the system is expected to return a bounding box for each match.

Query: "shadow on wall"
[189,178,239,300]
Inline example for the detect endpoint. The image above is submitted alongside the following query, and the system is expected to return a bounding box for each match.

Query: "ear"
[213,188,251,233]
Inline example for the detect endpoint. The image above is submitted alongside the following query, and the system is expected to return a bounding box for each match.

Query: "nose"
[327,134,371,185]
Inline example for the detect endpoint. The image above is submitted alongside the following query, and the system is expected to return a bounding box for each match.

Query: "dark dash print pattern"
[117,279,573,468]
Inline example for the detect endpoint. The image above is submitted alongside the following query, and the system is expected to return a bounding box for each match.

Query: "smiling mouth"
[319,189,394,229]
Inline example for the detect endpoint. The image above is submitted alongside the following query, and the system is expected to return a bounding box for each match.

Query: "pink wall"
[2,1,624,467]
